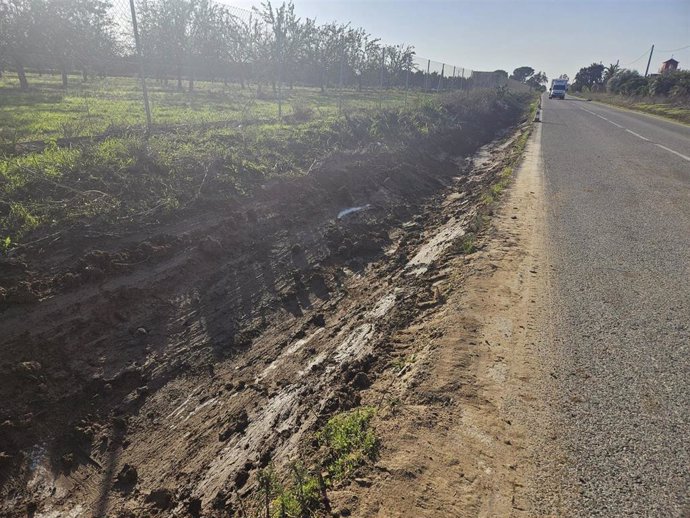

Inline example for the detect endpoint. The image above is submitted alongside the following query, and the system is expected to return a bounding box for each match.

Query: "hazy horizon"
[220,0,690,82]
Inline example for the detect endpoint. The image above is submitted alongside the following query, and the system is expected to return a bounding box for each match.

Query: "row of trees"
[571,61,690,99]
[0,0,118,89]
[1,0,503,93]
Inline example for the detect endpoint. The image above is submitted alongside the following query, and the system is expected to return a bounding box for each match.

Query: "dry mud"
[0,121,534,517]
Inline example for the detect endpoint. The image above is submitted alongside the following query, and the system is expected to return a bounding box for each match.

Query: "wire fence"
[1,0,514,142]
[111,0,510,124]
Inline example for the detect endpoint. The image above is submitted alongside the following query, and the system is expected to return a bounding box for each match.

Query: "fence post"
[438,63,444,91]
[379,47,385,109]
[452,66,456,90]
[129,0,152,131]
[424,59,430,92]
[277,34,283,120]
[404,66,410,108]
[338,43,344,116]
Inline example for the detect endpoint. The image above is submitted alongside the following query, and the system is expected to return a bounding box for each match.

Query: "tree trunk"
[16,60,29,90]
[82,68,88,81]
[189,76,194,92]
[177,65,183,90]
[61,66,69,88]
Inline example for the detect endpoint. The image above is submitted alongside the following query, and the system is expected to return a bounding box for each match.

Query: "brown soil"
[0,120,535,517]
[338,122,555,517]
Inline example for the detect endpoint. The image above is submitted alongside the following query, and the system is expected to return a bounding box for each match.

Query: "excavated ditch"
[0,120,526,517]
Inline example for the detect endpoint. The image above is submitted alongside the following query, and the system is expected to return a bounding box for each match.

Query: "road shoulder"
[339,123,567,516]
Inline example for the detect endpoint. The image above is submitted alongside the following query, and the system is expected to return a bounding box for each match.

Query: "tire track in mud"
[337,124,549,517]
[0,123,530,517]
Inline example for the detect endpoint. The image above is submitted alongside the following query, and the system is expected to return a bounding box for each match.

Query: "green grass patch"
[259,464,324,518]
[0,72,434,143]
[318,407,379,482]
[1,89,532,249]
[453,232,477,255]
[254,407,379,517]
[576,92,690,125]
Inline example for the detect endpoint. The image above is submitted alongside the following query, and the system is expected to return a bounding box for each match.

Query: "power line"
[656,44,690,53]
[622,48,651,67]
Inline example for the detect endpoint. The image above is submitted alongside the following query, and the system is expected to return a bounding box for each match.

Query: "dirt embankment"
[338,123,556,517]
[0,98,532,517]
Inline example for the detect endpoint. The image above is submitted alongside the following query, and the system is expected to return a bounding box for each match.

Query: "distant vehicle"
[549,79,568,99]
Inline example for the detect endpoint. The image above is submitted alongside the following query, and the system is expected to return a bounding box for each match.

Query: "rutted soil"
[339,123,551,517]
[0,116,531,517]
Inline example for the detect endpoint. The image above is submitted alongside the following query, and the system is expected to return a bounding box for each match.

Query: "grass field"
[0,71,531,250]
[578,91,690,125]
[0,72,438,143]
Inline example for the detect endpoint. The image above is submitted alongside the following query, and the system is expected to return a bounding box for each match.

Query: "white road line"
[655,144,690,162]
[580,107,624,128]
[625,129,650,141]
[579,105,690,161]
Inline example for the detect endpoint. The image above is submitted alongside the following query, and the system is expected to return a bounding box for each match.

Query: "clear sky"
[220,0,690,82]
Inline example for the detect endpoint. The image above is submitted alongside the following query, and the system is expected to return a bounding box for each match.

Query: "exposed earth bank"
[0,94,534,517]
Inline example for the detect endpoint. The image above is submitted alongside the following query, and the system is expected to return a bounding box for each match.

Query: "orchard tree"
[255,1,306,92]
[138,0,196,90]
[0,0,48,90]
[43,0,117,87]
[385,43,415,87]
[348,31,381,91]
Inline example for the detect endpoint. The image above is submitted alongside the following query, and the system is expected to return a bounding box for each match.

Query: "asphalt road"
[539,96,690,516]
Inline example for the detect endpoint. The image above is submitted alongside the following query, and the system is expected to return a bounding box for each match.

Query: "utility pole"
[644,44,654,77]
[129,0,152,130]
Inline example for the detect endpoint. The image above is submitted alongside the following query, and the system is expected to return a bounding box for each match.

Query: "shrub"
[607,70,649,96]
